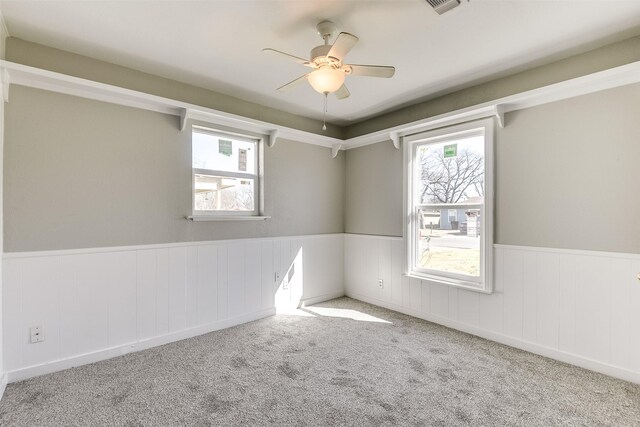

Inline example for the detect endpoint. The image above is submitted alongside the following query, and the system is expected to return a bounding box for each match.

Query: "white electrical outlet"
[378,279,384,289]
[283,279,290,290]
[30,325,44,344]
[275,272,280,283]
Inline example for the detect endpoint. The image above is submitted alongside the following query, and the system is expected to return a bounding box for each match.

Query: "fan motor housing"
[310,45,340,67]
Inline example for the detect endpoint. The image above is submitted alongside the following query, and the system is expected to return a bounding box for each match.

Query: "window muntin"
[405,120,493,292]
[192,128,259,216]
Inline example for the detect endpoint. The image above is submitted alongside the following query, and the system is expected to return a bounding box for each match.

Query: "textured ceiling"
[1,0,640,125]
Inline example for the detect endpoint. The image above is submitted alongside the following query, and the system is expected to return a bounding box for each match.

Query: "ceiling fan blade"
[277,74,309,92]
[327,32,359,60]
[263,48,311,66]
[348,64,396,78]
[334,84,350,100]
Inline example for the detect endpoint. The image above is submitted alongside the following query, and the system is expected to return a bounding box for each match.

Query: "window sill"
[186,215,271,222]
[403,273,492,294]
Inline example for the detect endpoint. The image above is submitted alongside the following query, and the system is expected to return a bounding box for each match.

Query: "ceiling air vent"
[425,0,460,15]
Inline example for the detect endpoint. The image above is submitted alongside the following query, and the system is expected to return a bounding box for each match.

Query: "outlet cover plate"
[30,325,44,344]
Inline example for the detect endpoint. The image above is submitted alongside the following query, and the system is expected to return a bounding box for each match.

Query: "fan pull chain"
[323,92,328,131]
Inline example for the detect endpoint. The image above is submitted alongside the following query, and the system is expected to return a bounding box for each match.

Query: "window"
[405,119,494,292]
[191,127,261,217]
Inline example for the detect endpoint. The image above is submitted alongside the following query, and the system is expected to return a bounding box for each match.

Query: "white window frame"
[190,126,264,219]
[403,118,494,293]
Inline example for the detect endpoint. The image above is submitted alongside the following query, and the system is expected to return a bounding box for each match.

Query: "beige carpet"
[0,297,638,426]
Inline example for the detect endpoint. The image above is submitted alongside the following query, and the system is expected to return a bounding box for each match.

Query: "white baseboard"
[299,290,344,307]
[6,307,276,384]
[0,374,7,401]
[4,294,342,384]
[347,291,640,385]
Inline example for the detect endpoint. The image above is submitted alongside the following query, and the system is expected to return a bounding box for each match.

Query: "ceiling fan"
[263,20,395,129]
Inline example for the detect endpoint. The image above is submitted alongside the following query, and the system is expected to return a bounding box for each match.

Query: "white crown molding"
[2,59,640,154]
[267,129,279,148]
[389,131,400,149]
[344,104,499,150]
[0,60,344,154]
[1,67,9,101]
[179,107,189,131]
[494,104,506,128]
[342,60,640,149]
[331,143,343,158]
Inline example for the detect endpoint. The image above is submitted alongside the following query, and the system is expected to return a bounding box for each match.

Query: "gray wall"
[345,141,402,237]
[345,83,640,254]
[6,36,640,254]
[4,86,344,252]
[496,83,640,253]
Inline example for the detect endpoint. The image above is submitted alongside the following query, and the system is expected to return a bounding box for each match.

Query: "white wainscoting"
[2,233,344,382]
[344,233,640,384]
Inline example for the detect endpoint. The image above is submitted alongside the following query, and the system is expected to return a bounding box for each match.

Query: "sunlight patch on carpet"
[302,306,392,323]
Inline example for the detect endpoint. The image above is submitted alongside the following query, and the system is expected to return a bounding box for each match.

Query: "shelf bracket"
[2,68,10,102]
[267,129,279,148]
[495,104,506,128]
[389,131,400,149]
[331,143,342,158]
[179,108,190,131]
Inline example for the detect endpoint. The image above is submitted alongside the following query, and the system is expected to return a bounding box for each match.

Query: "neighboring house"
[438,196,483,233]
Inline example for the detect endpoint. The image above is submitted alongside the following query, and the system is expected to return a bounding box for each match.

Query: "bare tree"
[221,184,254,210]
[419,147,484,204]
[194,181,254,211]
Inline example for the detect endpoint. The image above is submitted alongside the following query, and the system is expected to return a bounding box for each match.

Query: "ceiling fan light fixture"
[307,67,345,94]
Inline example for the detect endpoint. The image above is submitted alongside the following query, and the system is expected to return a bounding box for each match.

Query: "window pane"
[415,135,484,278]
[416,135,484,206]
[194,174,255,212]
[192,132,256,174]
[416,207,481,277]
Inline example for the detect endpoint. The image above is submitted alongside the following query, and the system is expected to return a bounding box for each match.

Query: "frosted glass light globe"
[307,67,345,94]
